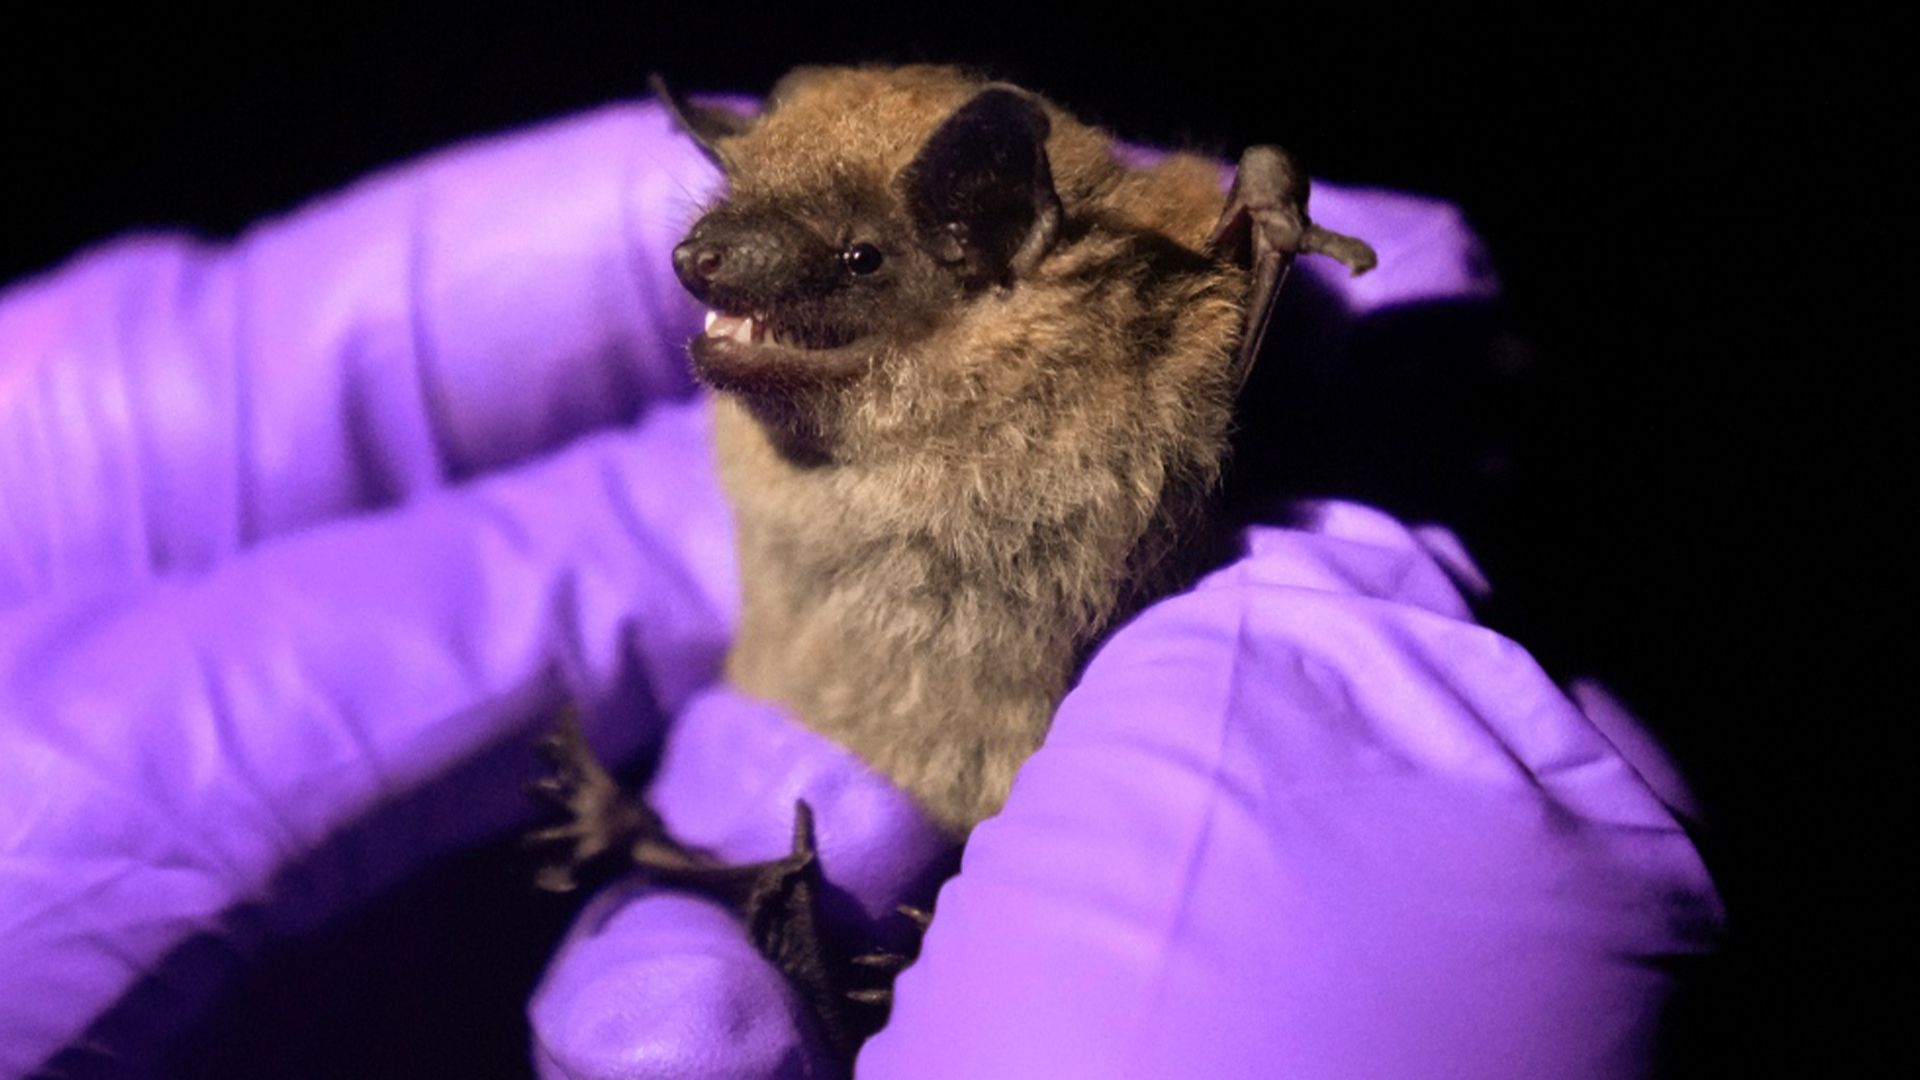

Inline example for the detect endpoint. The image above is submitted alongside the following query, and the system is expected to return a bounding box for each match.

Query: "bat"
[533,64,1375,1053]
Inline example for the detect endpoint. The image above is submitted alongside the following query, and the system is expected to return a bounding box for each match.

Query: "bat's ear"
[897,86,1063,287]
[650,73,753,169]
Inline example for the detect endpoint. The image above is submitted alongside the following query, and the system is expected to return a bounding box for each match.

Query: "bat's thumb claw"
[1306,224,1378,275]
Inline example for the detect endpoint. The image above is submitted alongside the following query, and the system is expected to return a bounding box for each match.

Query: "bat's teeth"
[705,312,751,342]
[700,312,796,348]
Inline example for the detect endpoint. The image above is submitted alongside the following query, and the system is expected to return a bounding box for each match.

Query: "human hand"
[857,502,1723,1078]
[530,497,1724,1080]
[0,99,739,1076]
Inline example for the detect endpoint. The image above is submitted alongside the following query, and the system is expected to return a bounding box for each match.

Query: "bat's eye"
[841,243,885,275]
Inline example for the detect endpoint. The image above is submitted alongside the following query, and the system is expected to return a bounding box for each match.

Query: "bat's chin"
[691,311,872,391]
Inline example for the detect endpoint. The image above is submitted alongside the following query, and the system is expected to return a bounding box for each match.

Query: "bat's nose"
[672,212,827,310]
[672,238,726,294]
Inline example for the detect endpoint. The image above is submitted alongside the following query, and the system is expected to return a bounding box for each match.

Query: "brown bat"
[534,64,1374,1051]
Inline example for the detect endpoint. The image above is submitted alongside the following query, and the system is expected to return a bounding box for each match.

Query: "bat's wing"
[1206,146,1376,389]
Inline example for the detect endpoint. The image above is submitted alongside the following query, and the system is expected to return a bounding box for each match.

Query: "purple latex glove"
[0,101,770,1075]
[861,502,1722,1078]
[530,503,1724,1080]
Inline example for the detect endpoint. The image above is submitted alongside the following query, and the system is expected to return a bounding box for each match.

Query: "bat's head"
[657,67,1080,448]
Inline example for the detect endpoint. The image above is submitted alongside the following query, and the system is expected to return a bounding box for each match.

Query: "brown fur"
[689,67,1249,832]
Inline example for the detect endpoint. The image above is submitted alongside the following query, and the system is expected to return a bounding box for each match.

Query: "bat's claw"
[852,950,914,972]
[1304,223,1378,276]
[828,900,936,1017]
[718,801,942,1057]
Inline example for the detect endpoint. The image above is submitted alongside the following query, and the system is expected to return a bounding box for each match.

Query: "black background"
[6,6,1881,1077]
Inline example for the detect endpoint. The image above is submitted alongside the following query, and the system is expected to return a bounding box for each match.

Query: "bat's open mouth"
[690,310,872,390]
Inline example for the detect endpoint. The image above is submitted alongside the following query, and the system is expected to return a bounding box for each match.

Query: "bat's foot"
[527,714,915,1056]
[527,707,665,893]
[842,905,933,1010]
[735,803,880,1054]
[730,804,935,1055]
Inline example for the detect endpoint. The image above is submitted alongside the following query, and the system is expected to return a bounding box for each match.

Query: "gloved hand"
[0,93,1721,1080]
[531,501,1726,1080]
[0,100,744,1077]
[856,503,1725,1078]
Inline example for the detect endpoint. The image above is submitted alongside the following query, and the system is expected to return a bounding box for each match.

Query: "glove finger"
[0,100,716,605]
[530,882,835,1080]
[861,503,1722,1079]
[648,686,958,941]
[0,397,735,1076]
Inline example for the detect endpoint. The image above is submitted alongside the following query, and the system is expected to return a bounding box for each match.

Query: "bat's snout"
[671,213,833,312]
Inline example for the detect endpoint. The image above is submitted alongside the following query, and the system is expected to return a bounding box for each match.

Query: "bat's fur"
[674,65,1352,834]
